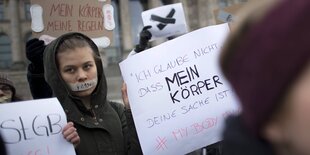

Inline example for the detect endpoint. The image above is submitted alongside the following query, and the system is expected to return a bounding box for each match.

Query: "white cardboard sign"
[0,98,76,155]
[120,23,240,155]
[142,3,188,40]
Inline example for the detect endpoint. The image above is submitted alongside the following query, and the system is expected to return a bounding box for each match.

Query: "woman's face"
[264,62,310,155]
[57,46,98,97]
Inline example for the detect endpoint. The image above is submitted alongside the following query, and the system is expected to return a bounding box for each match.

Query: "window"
[25,31,32,42]
[0,34,12,69]
[24,1,31,20]
[104,1,122,64]
[129,1,144,45]
[0,1,5,20]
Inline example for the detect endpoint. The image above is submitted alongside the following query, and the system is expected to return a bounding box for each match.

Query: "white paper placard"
[142,3,188,40]
[120,23,240,155]
[0,98,76,155]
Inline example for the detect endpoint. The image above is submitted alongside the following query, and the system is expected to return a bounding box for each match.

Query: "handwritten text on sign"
[120,23,240,155]
[30,0,113,45]
[0,98,75,155]
[142,3,188,40]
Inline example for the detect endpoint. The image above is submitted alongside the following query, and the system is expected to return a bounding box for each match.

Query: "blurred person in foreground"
[220,0,310,155]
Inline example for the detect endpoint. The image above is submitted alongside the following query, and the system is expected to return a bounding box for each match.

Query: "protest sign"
[30,0,114,47]
[142,3,188,40]
[120,23,240,155]
[0,98,75,155]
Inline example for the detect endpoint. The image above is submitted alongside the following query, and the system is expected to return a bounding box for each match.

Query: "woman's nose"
[77,69,87,82]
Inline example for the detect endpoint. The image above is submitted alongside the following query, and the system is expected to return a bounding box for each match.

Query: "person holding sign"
[125,24,223,155]
[124,23,224,155]
[220,0,310,155]
[36,32,142,155]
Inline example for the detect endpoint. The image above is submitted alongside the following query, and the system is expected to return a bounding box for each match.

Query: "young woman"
[41,32,142,155]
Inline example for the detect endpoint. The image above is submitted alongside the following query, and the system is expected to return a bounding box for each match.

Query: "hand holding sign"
[62,122,80,148]
[134,26,153,53]
[121,83,131,109]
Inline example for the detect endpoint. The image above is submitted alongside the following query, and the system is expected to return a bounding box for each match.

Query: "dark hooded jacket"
[43,32,142,155]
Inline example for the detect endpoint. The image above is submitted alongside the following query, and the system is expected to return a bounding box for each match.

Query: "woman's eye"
[84,64,93,70]
[64,68,75,73]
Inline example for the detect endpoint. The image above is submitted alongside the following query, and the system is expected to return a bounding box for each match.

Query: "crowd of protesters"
[1,0,310,155]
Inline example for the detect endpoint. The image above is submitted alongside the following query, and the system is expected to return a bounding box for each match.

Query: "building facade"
[0,0,247,100]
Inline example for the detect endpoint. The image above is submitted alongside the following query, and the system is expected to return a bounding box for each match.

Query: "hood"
[43,32,107,109]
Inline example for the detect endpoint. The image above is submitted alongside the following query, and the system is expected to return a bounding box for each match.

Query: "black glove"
[26,38,46,74]
[134,26,152,53]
